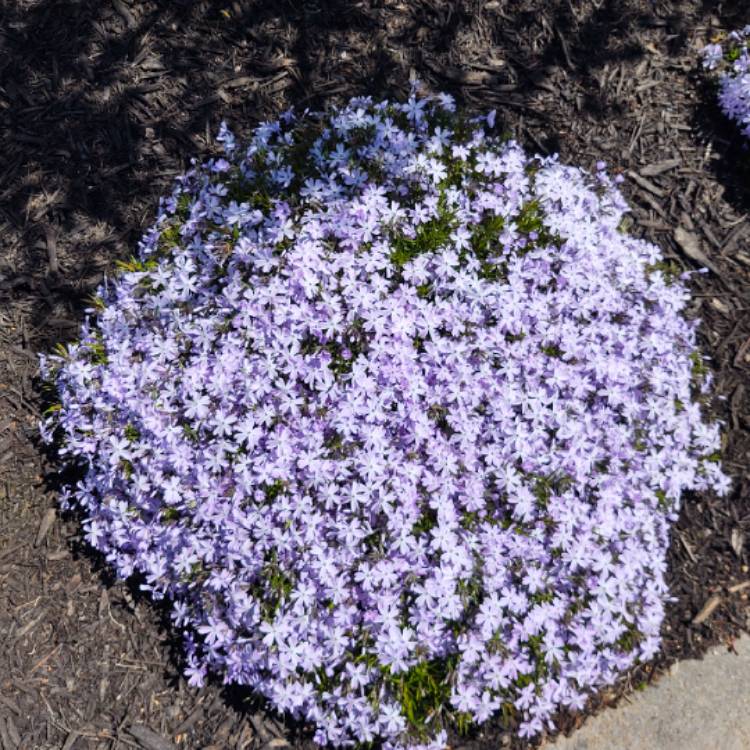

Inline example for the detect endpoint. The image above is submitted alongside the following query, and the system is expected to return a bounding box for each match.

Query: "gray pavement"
[548,637,750,750]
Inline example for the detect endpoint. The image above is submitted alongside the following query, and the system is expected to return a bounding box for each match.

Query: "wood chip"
[234,721,254,750]
[640,158,680,177]
[44,225,59,275]
[34,508,56,547]
[678,531,698,563]
[221,76,259,91]
[65,573,82,595]
[0,544,23,563]
[692,594,722,625]
[728,580,750,594]
[423,59,497,85]
[730,528,745,558]
[0,717,17,750]
[0,694,22,716]
[249,714,272,744]
[734,336,750,368]
[29,644,61,674]
[14,610,46,640]
[627,170,665,198]
[127,725,177,750]
[4,717,20,748]
[171,704,204,736]
[113,0,136,29]
[635,79,660,93]
[97,588,109,619]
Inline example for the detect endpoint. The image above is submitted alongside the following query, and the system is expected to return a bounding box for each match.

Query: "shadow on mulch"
[1,1,750,749]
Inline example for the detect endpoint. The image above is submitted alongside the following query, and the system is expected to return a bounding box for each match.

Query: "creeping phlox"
[40,84,730,747]
[703,26,750,139]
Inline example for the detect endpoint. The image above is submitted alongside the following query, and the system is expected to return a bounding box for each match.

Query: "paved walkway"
[548,637,750,750]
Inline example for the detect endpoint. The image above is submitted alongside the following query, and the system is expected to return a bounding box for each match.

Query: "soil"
[0,1,749,749]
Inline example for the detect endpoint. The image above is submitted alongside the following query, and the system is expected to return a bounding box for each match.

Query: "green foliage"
[689,350,709,380]
[124,423,140,442]
[468,213,506,281]
[645,259,681,285]
[528,471,573,508]
[115,256,159,273]
[614,623,642,653]
[182,422,199,442]
[120,458,134,479]
[85,336,108,366]
[383,655,462,738]
[287,121,326,177]
[390,194,456,268]
[632,425,649,452]
[262,479,288,502]
[157,224,183,255]
[180,560,206,586]
[362,529,383,556]
[539,343,564,358]
[325,319,367,377]
[617,215,635,234]
[43,402,62,418]
[175,192,192,221]
[327,344,355,376]
[323,430,359,460]
[437,155,467,191]
[52,342,71,360]
[456,570,484,608]
[416,283,432,299]
[224,176,274,212]
[515,200,544,235]
[256,549,295,620]
[411,506,438,536]
[654,488,670,511]
[727,45,742,63]
[87,293,106,312]
[161,506,181,524]
[517,636,550,686]
[530,590,555,605]
[460,510,481,531]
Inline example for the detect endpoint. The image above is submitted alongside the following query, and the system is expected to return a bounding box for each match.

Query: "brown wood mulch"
[1,0,749,748]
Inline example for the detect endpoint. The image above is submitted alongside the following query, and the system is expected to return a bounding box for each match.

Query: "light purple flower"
[40,84,730,749]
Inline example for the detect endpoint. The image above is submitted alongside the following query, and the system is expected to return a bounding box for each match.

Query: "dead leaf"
[674,225,721,276]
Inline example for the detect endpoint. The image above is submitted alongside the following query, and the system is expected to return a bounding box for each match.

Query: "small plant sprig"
[40,84,730,749]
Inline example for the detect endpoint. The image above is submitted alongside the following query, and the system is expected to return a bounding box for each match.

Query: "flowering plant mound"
[41,85,730,748]
[703,26,750,140]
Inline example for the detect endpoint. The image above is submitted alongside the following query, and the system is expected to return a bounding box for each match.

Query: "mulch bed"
[1,1,749,748]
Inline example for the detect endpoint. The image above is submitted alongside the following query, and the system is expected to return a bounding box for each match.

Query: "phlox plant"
[702,26,750,139]
[40,83,730,748]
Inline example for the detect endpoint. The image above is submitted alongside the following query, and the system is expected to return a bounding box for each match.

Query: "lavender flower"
[41,83,730,748]
[702,28,750,139]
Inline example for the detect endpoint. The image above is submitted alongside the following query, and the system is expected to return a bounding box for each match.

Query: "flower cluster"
[40,85,730,748]
[702,26,750,139]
